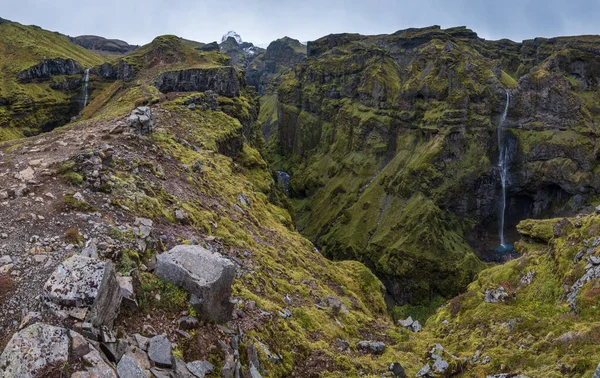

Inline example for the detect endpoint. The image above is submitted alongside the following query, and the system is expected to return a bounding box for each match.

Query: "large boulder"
[127,107,156,135]
[155,245,236,323]
[0,323,69,378]
[43,255,122,328]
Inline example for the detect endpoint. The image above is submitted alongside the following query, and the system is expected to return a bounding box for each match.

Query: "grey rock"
[173,357,193,377]
[82,239,99,259]
[0,323,69,378]
[356,340,385,355]
[43,255,122,327]
[590,256,600,265]
[410,320,422,332]
[70,330,91,359]
[416,363,431,377]
[593,362,600,378]
[178,316,200,330]
[484,286,509,303]
[155,245,236,323]
[148,334,172,367]
[127,107,156,135]
[0,255,12,265]
[187,360,215,378]
[117,353,149,378]
[118,276,138,309]
[389,362,406,377]
[249,365,262,378]
[100,339,128,362]
[397,316,413,328]
[82,347,117,377]
[238,194,250,207]
[134,334,150,351]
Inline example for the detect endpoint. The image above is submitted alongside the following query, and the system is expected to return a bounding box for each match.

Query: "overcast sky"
[1,0,599,46]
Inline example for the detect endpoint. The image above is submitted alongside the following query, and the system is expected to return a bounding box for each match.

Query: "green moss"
[138,272,189,312]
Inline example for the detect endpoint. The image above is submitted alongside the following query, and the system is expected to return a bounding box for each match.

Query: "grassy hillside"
[0,19,106,140]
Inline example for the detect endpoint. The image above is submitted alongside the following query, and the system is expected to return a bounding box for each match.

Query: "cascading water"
[81,68,90,111]
[497,90,511,251]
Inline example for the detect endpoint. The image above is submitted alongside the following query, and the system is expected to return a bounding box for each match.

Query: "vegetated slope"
[0,32,429,377]
[0,18,106,140]
[426,214,600,377]
[266,25,600,314]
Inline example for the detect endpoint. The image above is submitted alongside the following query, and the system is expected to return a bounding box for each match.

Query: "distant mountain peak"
[221,31,243,44]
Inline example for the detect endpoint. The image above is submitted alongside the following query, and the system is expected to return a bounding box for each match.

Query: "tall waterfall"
[81,68,90,110]
[497,90,510,246]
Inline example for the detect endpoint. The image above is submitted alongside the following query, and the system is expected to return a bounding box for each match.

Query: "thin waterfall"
[81,68,90,110]
[497,90,510,246]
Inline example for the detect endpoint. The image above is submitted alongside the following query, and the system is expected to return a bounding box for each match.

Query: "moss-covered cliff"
[0,18,107,140]
[267,26,600,309]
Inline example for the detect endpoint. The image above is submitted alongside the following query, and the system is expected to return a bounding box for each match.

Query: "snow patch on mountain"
[221,31,243,44]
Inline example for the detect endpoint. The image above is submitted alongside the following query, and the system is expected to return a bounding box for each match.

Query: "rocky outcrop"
[154,67,240,97]
[0,323,70,378]
[246,37,306,94]
[18,58,82,82]
[127,106,157,135]
[42,255,122,327]
[198,41,220,52]
[91,60,136,81]
[155,245,236,323]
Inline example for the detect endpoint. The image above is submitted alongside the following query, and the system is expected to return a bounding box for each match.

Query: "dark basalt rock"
[198,41,220,52]
[90,60,136,81]
[154,67,240,97]
[18,58,82,83]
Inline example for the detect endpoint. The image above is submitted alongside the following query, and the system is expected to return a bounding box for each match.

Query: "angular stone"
[389,362,407,377]
[15,166,35,182]
[117,353,149,378]
[43,255,122,327]
[148,334,172,367]
[19,312,41,330]
[0,323,69,378]
[0,255,12,265]
[178,316,200,330]
[356,340,385,355]
[410,320,422,332]
[484,286,509,303]
[70,330,91,359]
[118,276,138,309]
[398,316,413,328]
[81,240,98,259]
[82,348,117,377]
[134,333,150,351]
[249,365,262,378]
[173,357,194,377]
[155,245,236,323]
[187,360,215,378]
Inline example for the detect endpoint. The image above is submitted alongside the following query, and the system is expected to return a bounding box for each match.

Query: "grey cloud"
[0,0,598,46]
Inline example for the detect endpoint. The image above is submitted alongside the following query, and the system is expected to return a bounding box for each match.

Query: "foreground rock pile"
[0,243,241,377]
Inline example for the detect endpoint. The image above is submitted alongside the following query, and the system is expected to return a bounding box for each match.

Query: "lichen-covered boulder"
[155,245,235,323]
[127,106,156,135]
[43,255,122,327]
[0,323,69,378]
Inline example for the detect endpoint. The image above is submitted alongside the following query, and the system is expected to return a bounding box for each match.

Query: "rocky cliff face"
[154,67,241,97]
[269,26,600,306]
[18,58,83,82]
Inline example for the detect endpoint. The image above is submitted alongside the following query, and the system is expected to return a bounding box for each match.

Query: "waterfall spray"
[81,68,90,110]
[497,90,510,247]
